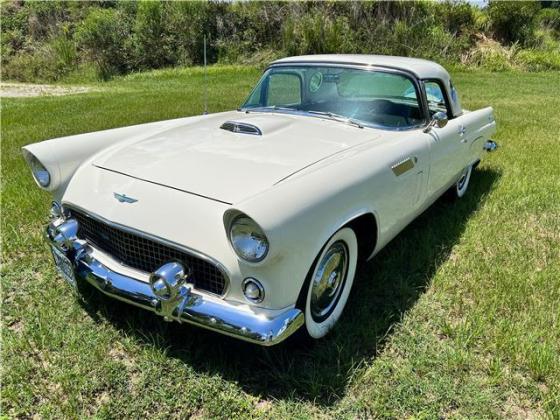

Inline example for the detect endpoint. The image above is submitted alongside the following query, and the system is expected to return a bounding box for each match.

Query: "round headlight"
[24,151,50,188]
[229,215,269,262]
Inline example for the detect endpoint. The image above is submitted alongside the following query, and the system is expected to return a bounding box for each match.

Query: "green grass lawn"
[2,66,559,418]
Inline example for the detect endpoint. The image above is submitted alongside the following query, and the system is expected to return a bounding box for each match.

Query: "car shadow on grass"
[78,167,500,406]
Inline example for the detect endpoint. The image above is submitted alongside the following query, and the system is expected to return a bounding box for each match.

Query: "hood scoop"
[220,121,262,136]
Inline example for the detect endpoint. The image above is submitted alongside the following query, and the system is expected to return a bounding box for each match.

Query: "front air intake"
[220,121,262,136]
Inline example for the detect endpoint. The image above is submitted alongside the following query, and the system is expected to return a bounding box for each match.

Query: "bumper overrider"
[46,216,304,346]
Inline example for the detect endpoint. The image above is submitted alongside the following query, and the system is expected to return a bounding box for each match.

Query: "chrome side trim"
[62,203,231,298]
[47,219,304,346]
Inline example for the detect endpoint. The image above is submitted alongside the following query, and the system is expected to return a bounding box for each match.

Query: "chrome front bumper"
[46,217,304,346]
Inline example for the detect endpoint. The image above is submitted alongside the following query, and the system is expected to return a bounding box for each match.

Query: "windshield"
[241,65,425,129]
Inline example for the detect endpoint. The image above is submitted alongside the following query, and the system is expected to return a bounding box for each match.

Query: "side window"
[267,73,301,107]
[423,81,449,116]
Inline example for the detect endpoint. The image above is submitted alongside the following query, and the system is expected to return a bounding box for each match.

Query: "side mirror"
[423,111,448,133]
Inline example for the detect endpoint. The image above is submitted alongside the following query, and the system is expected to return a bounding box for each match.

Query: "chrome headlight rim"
[23,150,50,188]
[228,213,269,263]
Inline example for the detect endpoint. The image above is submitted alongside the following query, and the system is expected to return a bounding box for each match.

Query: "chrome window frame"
[421,78,455,120]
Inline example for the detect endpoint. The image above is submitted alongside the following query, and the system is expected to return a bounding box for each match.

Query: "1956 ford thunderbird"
[23,55,498,345]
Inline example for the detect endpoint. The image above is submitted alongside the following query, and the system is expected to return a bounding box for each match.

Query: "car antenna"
[203,35,208,115]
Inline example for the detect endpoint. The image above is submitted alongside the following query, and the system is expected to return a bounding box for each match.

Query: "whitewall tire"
[455,164,473,198]
[304,227,358,339]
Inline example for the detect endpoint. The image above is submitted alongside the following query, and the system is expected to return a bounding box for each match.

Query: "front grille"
[70,209,227,296]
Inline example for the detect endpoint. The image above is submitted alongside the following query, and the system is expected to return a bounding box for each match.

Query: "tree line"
[2,1,559,82]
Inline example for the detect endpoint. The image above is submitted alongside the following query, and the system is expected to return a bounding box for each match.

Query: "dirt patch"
[1,82,95,98]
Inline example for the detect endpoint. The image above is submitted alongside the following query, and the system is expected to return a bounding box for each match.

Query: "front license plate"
[51,246,76,288]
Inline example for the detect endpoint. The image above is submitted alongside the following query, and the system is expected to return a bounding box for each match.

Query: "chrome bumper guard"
[46,218,304,346]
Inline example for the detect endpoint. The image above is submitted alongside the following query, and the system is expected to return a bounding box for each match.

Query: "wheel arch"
[344,212,379,262]
[295,210,379,310]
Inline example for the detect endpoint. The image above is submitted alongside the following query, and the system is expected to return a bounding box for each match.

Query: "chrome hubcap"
[310,241,348,321]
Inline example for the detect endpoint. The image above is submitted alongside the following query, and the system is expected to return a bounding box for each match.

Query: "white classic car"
[23,55,497,345]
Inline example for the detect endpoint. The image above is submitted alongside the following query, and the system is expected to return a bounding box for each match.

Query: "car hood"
[93,111,379,204]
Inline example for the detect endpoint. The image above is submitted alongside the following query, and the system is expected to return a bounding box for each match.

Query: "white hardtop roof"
[271,54,450,82]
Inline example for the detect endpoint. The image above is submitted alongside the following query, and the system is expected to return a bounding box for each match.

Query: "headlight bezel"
[23,150,51,188]
[228,213,269,263]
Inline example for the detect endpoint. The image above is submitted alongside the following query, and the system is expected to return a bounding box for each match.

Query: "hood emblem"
[113,193,138,203]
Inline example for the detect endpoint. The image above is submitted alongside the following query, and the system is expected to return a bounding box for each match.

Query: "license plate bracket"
[51,246,77,288]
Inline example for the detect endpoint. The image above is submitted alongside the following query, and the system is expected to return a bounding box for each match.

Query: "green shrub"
[437,1,477,36]
[0,1,30,59]
[531,27,560,50]
[473,7,491,33]
[535,7,560,33]
[2,0,559,83]
[2,34,77,82]
[282,13,355,56]
[163,1,215,66]
[50,33,77,71]
[462,36,519,71]
[134,0,168,69]
[487,1,542,46]
[75,8,133,80]
[516,49,560,71]
[3,47,56,82]
[26,0,67,42]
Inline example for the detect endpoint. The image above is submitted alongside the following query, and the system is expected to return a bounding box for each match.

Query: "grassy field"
[1,66,559,418]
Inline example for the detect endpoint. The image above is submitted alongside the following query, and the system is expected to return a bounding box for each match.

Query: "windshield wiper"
[242,107,364,129]
[243,105,298,113]
[306,110,364,129]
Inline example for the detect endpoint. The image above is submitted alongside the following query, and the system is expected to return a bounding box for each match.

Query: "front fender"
[231,145,388,310]
[21,115,209,200]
